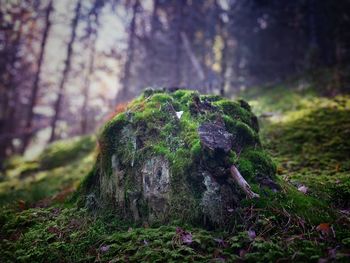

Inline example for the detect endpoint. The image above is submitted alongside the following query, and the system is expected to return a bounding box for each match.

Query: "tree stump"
[81,89,278,227]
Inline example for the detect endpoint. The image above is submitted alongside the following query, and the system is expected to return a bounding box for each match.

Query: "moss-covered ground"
[0,87,350,262]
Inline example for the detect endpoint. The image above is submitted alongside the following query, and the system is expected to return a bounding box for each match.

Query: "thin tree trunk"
[116,0,139,104]
[81,33,97,134]
[219,27,228,96]
[173,0,186,86]
[181,32,205,81]
[49,0,81,142]
[146,0,159,86]
[21,0,53,153]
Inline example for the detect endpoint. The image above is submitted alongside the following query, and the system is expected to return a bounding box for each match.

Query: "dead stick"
[230,165,260,199]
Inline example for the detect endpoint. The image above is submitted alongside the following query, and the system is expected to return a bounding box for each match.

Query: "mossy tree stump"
[82,89,278,227]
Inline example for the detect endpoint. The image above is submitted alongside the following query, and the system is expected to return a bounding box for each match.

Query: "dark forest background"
[1,0,350,163]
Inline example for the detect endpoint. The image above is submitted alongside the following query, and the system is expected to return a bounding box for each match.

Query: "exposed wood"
[198,122,233,153]
[230,165,260,199]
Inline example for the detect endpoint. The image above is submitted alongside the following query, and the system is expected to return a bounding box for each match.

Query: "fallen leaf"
[47,226,60,235]
[248,229,256,240]
[182,232,193,244]
[335,163,340,172]
[316,223,331,236]
[175,227,192,245]
[214,238,228,248]
[18,200,26,211]
[100,245,110,253]
[176,111,184,119]
[277,166,284,174]
[53,186,75,202]
[328,247,337,259]
[298,185,308,194]
[239,249,247,258]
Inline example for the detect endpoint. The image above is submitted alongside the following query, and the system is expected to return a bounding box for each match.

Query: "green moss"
[223,116,259,149]
[0,136,95,206]
[238,99,252,112]
[237,158,255,179]
[149,93,173,103]
[200,94,222,102]
[39,135,95,170]
[190,140,201,160]
[238,148,276,181]
[1,201,347,263]
[214,99,254,127]
[172,89,198,105]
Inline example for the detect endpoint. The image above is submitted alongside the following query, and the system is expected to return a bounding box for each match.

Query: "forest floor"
[0,84,350,262]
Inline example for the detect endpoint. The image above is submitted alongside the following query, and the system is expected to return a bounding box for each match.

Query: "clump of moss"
[80,89,279,227]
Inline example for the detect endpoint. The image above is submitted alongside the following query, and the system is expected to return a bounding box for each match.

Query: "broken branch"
[230,165,260,199]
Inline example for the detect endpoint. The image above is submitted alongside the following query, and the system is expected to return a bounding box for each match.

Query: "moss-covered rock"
[81,89,278,227]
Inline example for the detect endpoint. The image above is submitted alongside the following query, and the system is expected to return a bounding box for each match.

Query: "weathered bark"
[49,0,81,142]
[198,122,233,153]
[21,0,53,153]
[230,165,260,199]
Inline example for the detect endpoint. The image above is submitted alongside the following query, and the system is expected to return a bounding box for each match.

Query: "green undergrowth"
[39,136,95,170]
[0,136,96,206]
[242,85,350,208]
[238,84,350,261]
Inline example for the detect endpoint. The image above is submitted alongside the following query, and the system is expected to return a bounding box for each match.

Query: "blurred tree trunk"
[21,0,53,153]
[147,0,159,85]
[49,0,81,142]
[218,7,228,97]
[219,36,228,96]
[0,17,24,163]
[81,33,97,134]
[181,32,205,83]
[116,0,139,104]
[174,0,185,86]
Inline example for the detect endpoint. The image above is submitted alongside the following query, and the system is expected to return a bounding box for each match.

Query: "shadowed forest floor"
[0,85,349,262]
